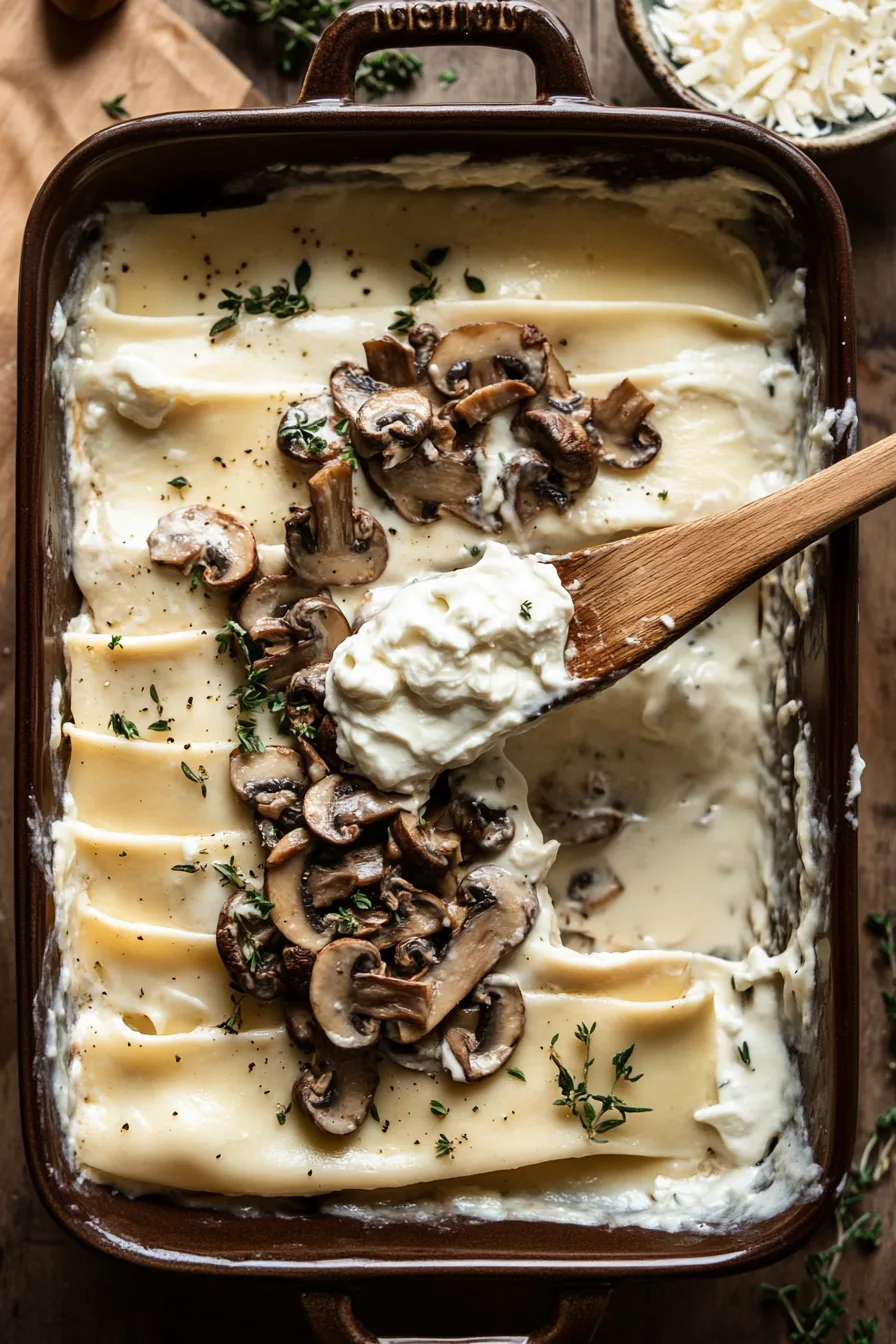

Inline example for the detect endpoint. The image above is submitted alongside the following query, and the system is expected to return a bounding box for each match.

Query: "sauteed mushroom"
[442,975,526,1081]
[236,574,314,642]
[370,883,449,952]
[330,362,388,419]
[277,392,344,465]
[148,505,257,591]
[588,378,662,470]
[264,826,333,952]
[499,445,568,525]
[363,336,416,387]
[408,322,440,380]
[306,843,385,908]
[530,344,585,415]
[516,407,599,492]
[230,746,308,826]
[216,889,284,1000]
[309,939,431,1049]
[428,322,548,397]
[449,795,515,855]
[393,866,538,1043]
[389,811,461,884]
[285,460,388,586]
[363,442,481,526]
[294,1026,379,1136]
[355,387,433,465]
[302,774,404,846]
[454,379,535,426]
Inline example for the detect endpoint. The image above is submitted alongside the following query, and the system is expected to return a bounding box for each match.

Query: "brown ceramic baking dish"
[15,0,858,1326]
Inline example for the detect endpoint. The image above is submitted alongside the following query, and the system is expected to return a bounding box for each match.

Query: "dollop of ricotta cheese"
[325,542,575,800]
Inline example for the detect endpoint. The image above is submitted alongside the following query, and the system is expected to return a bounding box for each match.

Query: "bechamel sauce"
[49,159,823,1225]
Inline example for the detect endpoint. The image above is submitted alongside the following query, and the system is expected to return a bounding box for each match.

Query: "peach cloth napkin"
[0,0,257,511]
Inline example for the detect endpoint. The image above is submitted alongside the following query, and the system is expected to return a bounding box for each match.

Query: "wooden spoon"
[553,431,896,689]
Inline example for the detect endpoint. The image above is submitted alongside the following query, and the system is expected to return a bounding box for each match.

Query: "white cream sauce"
[50,159,821,1226]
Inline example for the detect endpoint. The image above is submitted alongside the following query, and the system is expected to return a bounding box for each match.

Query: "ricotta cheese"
[650,0,896,138]
[325,543,575,800]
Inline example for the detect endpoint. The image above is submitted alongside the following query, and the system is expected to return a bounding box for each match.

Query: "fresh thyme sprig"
[218,993,244,1034]
[214,857,273,917]
[101,94,130,120]
[202,0,351,73]
[355,51,423,101]
[108,634,123,650]
[210,260,312,337]
[108,712,139,740]
[762,910,896,1341]
[434,1133,454,1158]
[407,247,449,305]
[216,618,282,753]
[550,1025,651,1143]
[147,683,172,733]
[181,760,209,797]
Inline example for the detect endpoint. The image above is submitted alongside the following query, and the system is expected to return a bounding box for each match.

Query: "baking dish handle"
[300,1288,612,1344]
[297,0,595,105]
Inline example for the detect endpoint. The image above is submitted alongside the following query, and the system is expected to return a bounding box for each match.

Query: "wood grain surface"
[2,1,895,1340]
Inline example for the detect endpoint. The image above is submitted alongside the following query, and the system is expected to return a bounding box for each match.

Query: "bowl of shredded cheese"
[616,0,896,154]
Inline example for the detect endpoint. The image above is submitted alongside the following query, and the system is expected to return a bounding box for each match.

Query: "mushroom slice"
[370,885,449,953]
[285,662,328,737]
[230,747,308,820]
[454,380,535,427]
[285,460,388,587]
[330,362,388,419]
[393,866,538,1043]
[264,826,333,953]
[363,443,481,526]
[389,812,461,884]
[277,391,344,465]
[363,336,417,387]
[500,445,568,525]
[148,505,257,592]
[216,889,284,1000]
[588,379,662,470]
[294,1028,379,1136]
[531,769,625,845]
[283,595,351,661]
[306,843,385,908]
[567,857,624,912]
[303,773,404,846]
[408,323,441,381]
[355,388,433,465]
[250,641,312,693]
[282,945,317,999]
[315,714,343,772]
[379,1029,443,1074]
[528,344,585,415]
[516,408,599,492]
[442,975,526,1081]
[393,936,437,973]
[310,939,430,1049]
[428,322,548,397]
[449,795,515,855]
[284,1001,315,1049]
[236,574,315,642]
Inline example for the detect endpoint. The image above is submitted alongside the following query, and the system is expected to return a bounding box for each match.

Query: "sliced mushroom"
[531,769,625,845]
[230,746,307,821]
[285,662,328,737]
[428,323,548,397]
[285,460,388,587]
[454,380,535,427]
[264,826,333,953]
[283,594,350,661]
[389,812,461,885]
[330,362,388,419]
[354,388,433,466]
[282,944,316,999]
[363,442,481,526]
[449,795,515,855]
[309,939,432,1049]
[587,379,662,470]
[500,445,568,526]
[306,844,385,908]
[379,1029,443,1073]
[408,323,440,381]
[303,773,403,846]
[293,735,330,785]
[236,574,315,642]
[249,641,312,693]
[393,936,437,972]
[315,714,343,772]
[363,336,417,387]
[529,344,585,415]
[277,392,344,465]
[370,884,449,953]
[516,407,599,492]
[442,975,526,1081]
[566,857,625,912]
[148,505,257,592]
[215,889,284,1000]
[393,866,538,1043]
[294,1029,379,1136]
[284,1000,315,1049]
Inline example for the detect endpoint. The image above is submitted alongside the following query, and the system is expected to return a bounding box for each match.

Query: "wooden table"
[1,2,894,1339]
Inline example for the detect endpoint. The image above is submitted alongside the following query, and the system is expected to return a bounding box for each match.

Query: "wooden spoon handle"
[557,430,896,685]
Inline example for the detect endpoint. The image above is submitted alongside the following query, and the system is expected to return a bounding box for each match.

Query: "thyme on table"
[550,1024,651,1143]
[202,0,351,73]
[761,911,896,1341]
[355,51,423,101]
[101,94,130,120]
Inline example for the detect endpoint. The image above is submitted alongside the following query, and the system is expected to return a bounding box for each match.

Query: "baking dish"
[15,0,858,1315]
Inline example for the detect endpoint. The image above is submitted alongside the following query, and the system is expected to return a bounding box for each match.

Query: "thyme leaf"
[108,712,140,740]
[434,1133,455,1158]
[210,263,312,337]
[101,94,130,120]
[550,1025,651,1144]
[355,50,423,101]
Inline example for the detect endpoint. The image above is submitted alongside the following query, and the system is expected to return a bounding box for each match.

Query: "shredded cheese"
[649,0,896,138]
